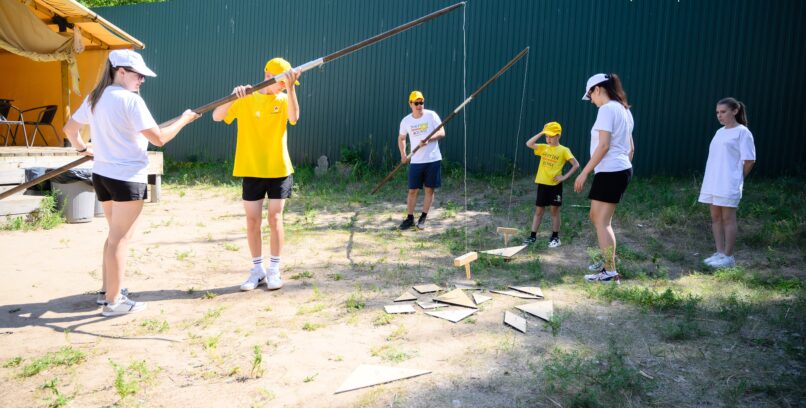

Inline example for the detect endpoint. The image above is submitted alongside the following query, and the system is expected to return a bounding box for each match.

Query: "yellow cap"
[264,57,300,85]
[543,121,562,136]
[409,91,424,102]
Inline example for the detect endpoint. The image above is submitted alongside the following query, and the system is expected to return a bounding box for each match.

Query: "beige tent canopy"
[0,0,145,146]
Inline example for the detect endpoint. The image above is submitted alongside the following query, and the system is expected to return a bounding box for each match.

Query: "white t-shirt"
[699,125,756,199]
[590,100,633,173]
[399,109,443,164]
[72,86,158,183]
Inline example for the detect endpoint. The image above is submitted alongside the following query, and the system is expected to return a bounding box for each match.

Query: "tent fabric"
[0,0,80,92]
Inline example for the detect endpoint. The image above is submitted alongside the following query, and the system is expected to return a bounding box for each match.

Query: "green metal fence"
[99,0,805,176]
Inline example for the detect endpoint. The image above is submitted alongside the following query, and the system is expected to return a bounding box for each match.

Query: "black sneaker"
[399,217,414,230]
[416,215,427,229]
[523,236,537,245]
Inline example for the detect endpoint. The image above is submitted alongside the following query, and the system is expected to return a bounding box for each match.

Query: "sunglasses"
[122,67,145,81]
[411,101,424,106]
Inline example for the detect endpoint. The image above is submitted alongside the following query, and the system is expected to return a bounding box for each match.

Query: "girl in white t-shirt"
[698,97,756,268]
[574,73,635,283]
[63,50,199,316]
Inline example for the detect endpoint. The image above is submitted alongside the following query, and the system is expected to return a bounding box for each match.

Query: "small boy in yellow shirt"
[524,122,579,247]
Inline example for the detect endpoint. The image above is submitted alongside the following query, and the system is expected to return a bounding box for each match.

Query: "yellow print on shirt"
[410,123,429,136]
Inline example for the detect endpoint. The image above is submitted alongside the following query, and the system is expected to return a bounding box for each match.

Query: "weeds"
[110,359,158,401]
[251,345,264,378]
[20,346,85,377]
[140,319,170,333]
[302,322,322,331]
[370,344,413,363]
[290,271,314,280]
[345,292,365,312]
[40,378,72,408]
[3,357,22,368]
[587,284,700,313]
[372,312,395,326]
[1,194,63,231]
[717,293,752,334]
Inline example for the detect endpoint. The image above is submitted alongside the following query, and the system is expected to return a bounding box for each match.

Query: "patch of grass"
[329,273,343,281]
[386,325,407,341]
[176,250,192,261]
[659,296,705,341]
[302,322,322,331]
[588,284,700,313]
[223,243,239,251]
[296,303,325,315]
[443,200,461,218]
[373,312,395,326]
[110,359,158,401]
[140,319,169,333]
[546,312,564,337]
[40,378,72,408]
[717,293,752,334]
[1,194,63,231]
[543,343,650,407]
[370,344,414,363]
[290,271,314,280]
[303,373,318,383]
[20,346,85,377]
[202,334,221,351]
[194,307,224,328]
[3,356,22,368]
[345,292,365,312]
[202,291,217,300]
[251,345,264,378]
[714,267,802,293]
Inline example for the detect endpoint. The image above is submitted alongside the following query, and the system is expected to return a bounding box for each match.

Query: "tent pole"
[60,60,70,147]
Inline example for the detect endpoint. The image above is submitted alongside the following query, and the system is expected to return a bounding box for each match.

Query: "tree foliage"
[77,0,164,8]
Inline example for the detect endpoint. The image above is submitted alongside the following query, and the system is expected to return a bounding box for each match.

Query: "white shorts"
[698,193,740,208]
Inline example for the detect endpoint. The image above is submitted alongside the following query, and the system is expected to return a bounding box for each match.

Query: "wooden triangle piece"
[394,292,417,302]
[412,284,442,294]
[384,304,416,314]
[425,308,477,323]
[479,245,527,258]
[452,279,479,290]
[504,311,526,333]
[416,300,447,310]
[472,293,491,305]
[509,286,544,298]
[433,288,477,309]
[490,289,540,299]
[515,301,554,321]
[334,364,431,394]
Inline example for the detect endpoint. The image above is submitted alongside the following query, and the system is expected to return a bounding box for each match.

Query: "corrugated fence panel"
[98,0,805,176]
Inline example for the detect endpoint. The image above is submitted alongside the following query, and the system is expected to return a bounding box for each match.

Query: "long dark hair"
[597,73,630,109]
[717,97,748,126]
[88,61,117,112]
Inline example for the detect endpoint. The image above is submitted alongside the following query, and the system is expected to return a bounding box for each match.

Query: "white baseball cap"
[109,49,157,77]
[582,73,609,100]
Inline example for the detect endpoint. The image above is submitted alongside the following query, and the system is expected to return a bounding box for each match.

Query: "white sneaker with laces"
[101,295,146,317]
[96,288,129,305]
[703,252,724,266]
[588,261,604,271]
[548,237,561,248]
[584,269,620,283]
[710,255,736,269]
[240,270,267,291]
[266,269,284,290]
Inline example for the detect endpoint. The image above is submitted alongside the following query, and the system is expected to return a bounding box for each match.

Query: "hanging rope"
[461,5,469,252]
[506,51,530,224]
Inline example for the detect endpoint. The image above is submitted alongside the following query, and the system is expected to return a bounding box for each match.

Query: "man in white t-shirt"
[397,91,445,230]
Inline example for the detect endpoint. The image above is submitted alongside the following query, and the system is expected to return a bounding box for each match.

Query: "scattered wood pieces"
[384,304,416,314]
[472,293,491,305]
[515,301,554,321]
[504,311,526,333]
[479,245,527,259]
[334,364,431,394]
[394,292,417,302]
[425,307,477,323]
[453,252,478,279]
[490,289,540,299]
[412,284,442,294]
[416,300,447,310]
[433,288,477,309]
[509,286,543,298]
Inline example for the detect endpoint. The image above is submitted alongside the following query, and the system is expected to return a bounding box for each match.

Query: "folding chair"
[20,105,58,147]
[0,100,27,147]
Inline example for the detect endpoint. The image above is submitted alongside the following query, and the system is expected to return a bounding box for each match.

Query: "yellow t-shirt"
[224,92,296,178]
[534,144,574,185]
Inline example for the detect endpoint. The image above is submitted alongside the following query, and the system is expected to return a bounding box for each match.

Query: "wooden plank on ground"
[394,292,417,302]
[509,286,544,298]
[383,304,416,314]
[412,284,442,294]
[433,288,477,309]
[334,365,430,394]
[504,311,527,333]
[516,301,554,321]
[490,289,540,299]
[424,307,477,323]
[480,245,527,258]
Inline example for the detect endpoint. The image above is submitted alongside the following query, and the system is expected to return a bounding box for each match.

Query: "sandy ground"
[0,186,580,407]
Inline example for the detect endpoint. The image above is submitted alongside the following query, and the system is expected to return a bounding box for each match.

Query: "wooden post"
[496,227,518,246]
[453,252,478,280]
[60,61,70,147]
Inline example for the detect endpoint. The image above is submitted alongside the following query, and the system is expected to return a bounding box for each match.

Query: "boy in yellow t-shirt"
[212,57,301,292]
[524,122,579,247]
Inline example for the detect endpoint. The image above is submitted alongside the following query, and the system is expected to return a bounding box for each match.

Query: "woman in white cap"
[573,73,634,283]
[63,49,200,316]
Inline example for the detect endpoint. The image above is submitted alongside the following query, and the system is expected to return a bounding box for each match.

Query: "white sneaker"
[96,288,129,305]
[709,255,736,269]
[266,270,284,290]
[240,270,267,291]
[588,261,604,271]
[101,295,146,317]
[703,252,724,266]
[548,237,561,248]
[584,269,620,284]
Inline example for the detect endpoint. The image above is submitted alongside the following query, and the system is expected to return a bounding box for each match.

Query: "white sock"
[269,256,281,271]
[252,256,265,273]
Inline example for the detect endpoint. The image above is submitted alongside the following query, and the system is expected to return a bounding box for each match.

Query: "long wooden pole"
[370,47,530,195]
[0,2,465,201]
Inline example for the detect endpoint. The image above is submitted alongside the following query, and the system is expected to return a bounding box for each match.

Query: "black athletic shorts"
[242,175,293,201]
[92,173,147,202]
[588,168,632,204]
[535,183,563,207]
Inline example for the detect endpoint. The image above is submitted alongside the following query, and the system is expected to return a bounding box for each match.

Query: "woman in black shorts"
[573,73,635,282]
